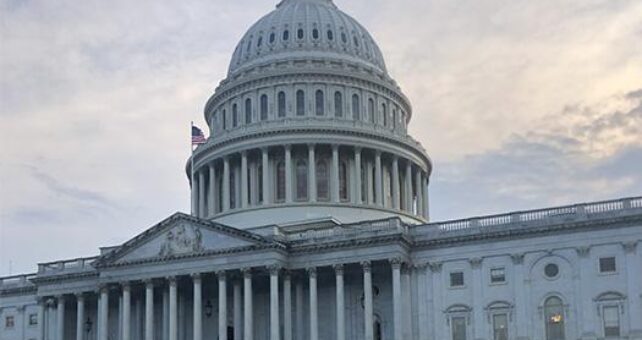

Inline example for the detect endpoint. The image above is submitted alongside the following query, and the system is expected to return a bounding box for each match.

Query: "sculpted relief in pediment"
[159,224,204,257]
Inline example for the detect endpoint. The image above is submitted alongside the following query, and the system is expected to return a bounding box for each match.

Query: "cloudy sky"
[1,0,641,276]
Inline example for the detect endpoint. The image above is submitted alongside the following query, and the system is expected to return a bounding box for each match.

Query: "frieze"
[159,224,204,257]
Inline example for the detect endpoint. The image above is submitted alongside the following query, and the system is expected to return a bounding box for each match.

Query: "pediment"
[96,213,270,266]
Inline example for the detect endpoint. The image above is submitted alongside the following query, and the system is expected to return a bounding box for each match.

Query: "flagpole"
[190,121,195,216]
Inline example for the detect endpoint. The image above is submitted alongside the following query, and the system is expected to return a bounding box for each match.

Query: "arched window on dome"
[312,28,319,40]
[315,90,325,116]
[316,160,330,201]
[327,30,334,41]
[339,160,349,201]
[257,36,263,48]
[297,28,304,40]
[269,32,276,44]
[353,35,359,47]
[232,104,238,128]
[296,159,308,201]
[260,94,268,121]
[245,98,252,125]
[335,91,343,118]
[283,30,290,41]
[352,94,361,121]
[544,296,566,340]
[341,32,347,44]
[368,98,375,123]
[222,109,227,130]
[382,103,388,127]
[276,161,285,202]
[296,90,305,116]
[278,91,286,117]
[246,39,252,54]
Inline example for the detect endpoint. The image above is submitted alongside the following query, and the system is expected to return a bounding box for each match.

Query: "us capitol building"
[1,0,641,339]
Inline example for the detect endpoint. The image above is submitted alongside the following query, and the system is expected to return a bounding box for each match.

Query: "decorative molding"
[241,268,252,279]
[622,241,638,254]
[469,257,482,269]
[191,273,202,281]
[158,224,204,257]
[268,265,282,275]
[360,261,371,273]
[510,253,525,265]
[216,270,227,279]
[307,267,317,278]
[333,264,345,275]
[429,262,443,273]
[576,246,591,258]
[389,257,402,269]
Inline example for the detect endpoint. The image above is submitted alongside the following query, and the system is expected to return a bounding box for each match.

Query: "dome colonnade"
[187,0,431,227]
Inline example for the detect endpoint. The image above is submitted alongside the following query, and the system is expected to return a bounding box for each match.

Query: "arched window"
[312,28,319,40]
[382,103,388,127]
[544,297,565,340]
[283,30,290,41]
[245,98,252,124]
[341,32,347,44]
[257,36,263,47]
[296,159,308,200]
[269,32,276,44]
[260,94,268,121]
[316,160,329,201]
[368,98,375,123]
[278,91,286,117]
[222,110,227,130]
[232,104,238,128]
[334,91,343,118]
[229,170,236,209]
[297,28,304,40]
[315,90,325,116]
[296,90,305,116]
[327,30,334,41]
[352,94,360,120]
[339,161,348,201]
[276,161,285,202]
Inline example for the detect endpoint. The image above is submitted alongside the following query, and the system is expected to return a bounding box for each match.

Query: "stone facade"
[1,1,641,340]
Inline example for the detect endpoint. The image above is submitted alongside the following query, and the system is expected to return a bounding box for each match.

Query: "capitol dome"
[228,0,387,76]
[188,0,431,229]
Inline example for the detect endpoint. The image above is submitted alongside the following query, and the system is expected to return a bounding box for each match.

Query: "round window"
[544,263,559,278]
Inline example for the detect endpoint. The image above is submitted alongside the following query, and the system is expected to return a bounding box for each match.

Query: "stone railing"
[415,196,642,236]
[0,273,37,288]
[284,217,406,242]
[37,256,98,275]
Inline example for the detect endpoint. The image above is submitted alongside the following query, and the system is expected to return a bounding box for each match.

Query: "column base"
[579,333,597,340]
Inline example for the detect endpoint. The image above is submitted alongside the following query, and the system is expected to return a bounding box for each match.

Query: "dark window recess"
[269,32,276,43]
[490,268,506,283]
[354,36,359,47]
[341,32,348,43]
[450,272,464,287]
[283,30,290,41]
[599,257,616,273]
[313,28,319,39]
[327,30,334,40]
[257,36,263,47]
[297,28,304,39]
[544,263,559,278]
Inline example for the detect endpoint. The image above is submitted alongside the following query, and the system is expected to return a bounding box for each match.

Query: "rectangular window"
[451,316,467,340]
[603,306,620,337]
[450,272,464,287]
[490,268,506,283]
[599,257,616,273]
[29,314,38,326]
[5,316,15,328]
[493,314,509,340]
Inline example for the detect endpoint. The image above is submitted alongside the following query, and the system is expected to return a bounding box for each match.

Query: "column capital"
[360,261,372,273]
[241,268,252,278]
[469,257,483,269]
[307,143,316,149]
[375,150,382,157]
[333,264,344,275]
[144,279,155,288]
[510,253,525,265]
[261,146,269,153]
[307,267,317,278]
[284,144,292,151]
[75,292,85,300]
[268,264,282,275]
[56,294,66,302]
[389,257,402,269]
[413,262,429,270]
[216,270,227,279]
[331,144,339,151]
[120,281,131,290]
[622,241,638,254]
[428,261,442,273]
[354,146,362,153]
[576,246,591,258]
[98,283,110,293]
[191,273,202,281]
[241,150,247,157]
[166,276,177,286]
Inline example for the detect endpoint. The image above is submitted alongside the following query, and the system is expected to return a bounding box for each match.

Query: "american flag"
[191,126,207,145]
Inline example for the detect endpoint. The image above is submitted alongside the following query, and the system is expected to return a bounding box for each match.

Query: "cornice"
[0,286,37,297]
[29,271,99,285]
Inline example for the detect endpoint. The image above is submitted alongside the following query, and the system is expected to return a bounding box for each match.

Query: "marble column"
[99,287,108,340]
[223,157,230,211]
[295,279,304,340]
[192,274,202,340]
[168,277,177,340]
[511,254,528,340]
[401,266,412,339]
[218,271,228,340]
[405,162,412,212]
[416,264,429,340]
[75,294,84,340]
[269,266,280,340]
[283,272,293,340]
[423,176,430,219]
[331,145,340,203]
[391,259,402,340]
[415,169,423,217]
[209,164,216,215]
[122,283,131,340]
[145,281,154,340]
[285,145,293,203]
[198,170,206,218]
[234,280,243,340]
[334,264,346,340]
[191,168,199,216]
[362,262,373,340]
[262,148,270,205]
[470,258,484,340]
[392,157,400,210]
[38,299,45,340]
[624,241,642,337]
[243,269,253,340]
[375,151,383,206]
[56,296,65,340]
[241,152,248,208]
[308,267,318,340]
[308,144,317,202]
[354,147,362,204]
